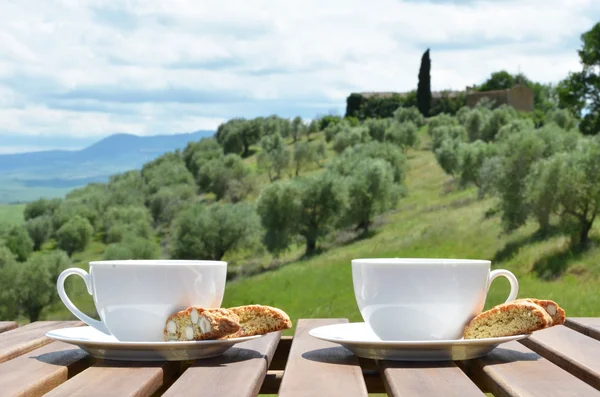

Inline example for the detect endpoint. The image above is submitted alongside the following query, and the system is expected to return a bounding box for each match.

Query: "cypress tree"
[417,48,432,117]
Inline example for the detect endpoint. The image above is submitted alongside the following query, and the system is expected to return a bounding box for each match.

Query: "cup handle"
[488,269,519,303]
[57,268,111,335]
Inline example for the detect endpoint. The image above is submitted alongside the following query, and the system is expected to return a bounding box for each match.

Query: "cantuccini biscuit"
[223,304,292,338]
[464,300,552,339]
[164,307,240,341]
[514,298,566,326]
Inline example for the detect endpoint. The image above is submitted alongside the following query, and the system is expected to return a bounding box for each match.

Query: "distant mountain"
[0,130,214,203]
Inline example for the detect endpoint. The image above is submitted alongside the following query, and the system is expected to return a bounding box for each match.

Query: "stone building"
[465,85,534,112]
[355,84,534,113]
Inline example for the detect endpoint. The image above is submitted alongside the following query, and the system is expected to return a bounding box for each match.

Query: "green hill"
[39,128,600,330]
[220,133,600,335]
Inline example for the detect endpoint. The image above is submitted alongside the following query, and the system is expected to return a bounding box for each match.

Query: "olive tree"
[290,116,304,143]
[427,113,458,135]
[330,142,406,184]
[15,256,53,322]
[257,133,290,181]
[292,142,317,177]
[257,173,348,256]
[102,206,155,243]
[332,127,370,154]
[365,118,392,142]
[526,138,600,246]
[171,202,260,260]
[393,106,425,127]
[107,170,146,207]
[0,249,19,320]
[56,215,94,256]
[384,121,419,150]
[104,235,161,260]
[24,198,61,220]
[297,173,348,255]
[434,138,461,177]
[465,109,487,141]
[305,119,319,140]
[494,131,545,232]
[430,125,467,152]
[547,109,576,130]
[26,215,52,251]
[480,105,518,142]
[182,138,223,178]
[216,118,261,157]
[5,226,34,261]
[345,159,397,234]
[197,154,252,201]
[457,141,497,188]
[256,181,302,255]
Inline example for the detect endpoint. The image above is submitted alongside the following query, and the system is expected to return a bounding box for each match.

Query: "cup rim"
[351,258,490,265]
[89,260,227,266]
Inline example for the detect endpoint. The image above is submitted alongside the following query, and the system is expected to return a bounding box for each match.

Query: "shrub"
[457,140,497,188]
[5,226,33,262]
[26,215,52,251]
[427,113,458,135]
[430,125,467,152]
[24,198,61,221]
[257,172,348,256]
[384,121,419,150]
[345,159,397,234]
[56,215,93,256]
[480,105,519,141]
[333,127,370,154]
[365,118,392,142]
[257,133,291,181]
[256,181,302,255]
[393,106,425,127]
[197,154,252,200]
[171,202,260,260]
[104,235,161,260]
[434,138,461,177]
[330,142,406,184]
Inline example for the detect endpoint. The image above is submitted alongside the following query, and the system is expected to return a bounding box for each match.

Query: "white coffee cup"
[57,260,227,342]
[351,258,518,341]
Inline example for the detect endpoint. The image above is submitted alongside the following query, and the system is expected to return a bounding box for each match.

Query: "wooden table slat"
[379,360,485,396]
[162,331,282,397]
[0,321,17,334]
[0,321,82,364]
[520,325,600,390]
[566,318,600,341]
[277,318,368,397]
[461,340,600,397]
[0,341,92,397]
[44,360,179,397]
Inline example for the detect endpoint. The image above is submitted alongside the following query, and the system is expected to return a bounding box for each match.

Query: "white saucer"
[46,326,263,361]
[309,322,530,361]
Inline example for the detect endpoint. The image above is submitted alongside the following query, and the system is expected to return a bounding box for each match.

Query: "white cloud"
[0,0,598,142]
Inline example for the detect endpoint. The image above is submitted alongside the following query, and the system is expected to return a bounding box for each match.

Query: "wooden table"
[0,318,599,396]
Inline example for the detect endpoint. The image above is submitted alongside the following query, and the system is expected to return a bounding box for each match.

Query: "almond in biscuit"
[163,307,240,341]
[514,298,565,326]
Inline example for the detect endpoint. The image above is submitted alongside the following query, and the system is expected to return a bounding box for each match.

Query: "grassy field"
[0,203,25,228]
[0,178,71,204]
[41,130,600,334]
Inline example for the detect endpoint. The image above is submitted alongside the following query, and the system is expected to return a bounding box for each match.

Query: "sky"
[0,0,599,154]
